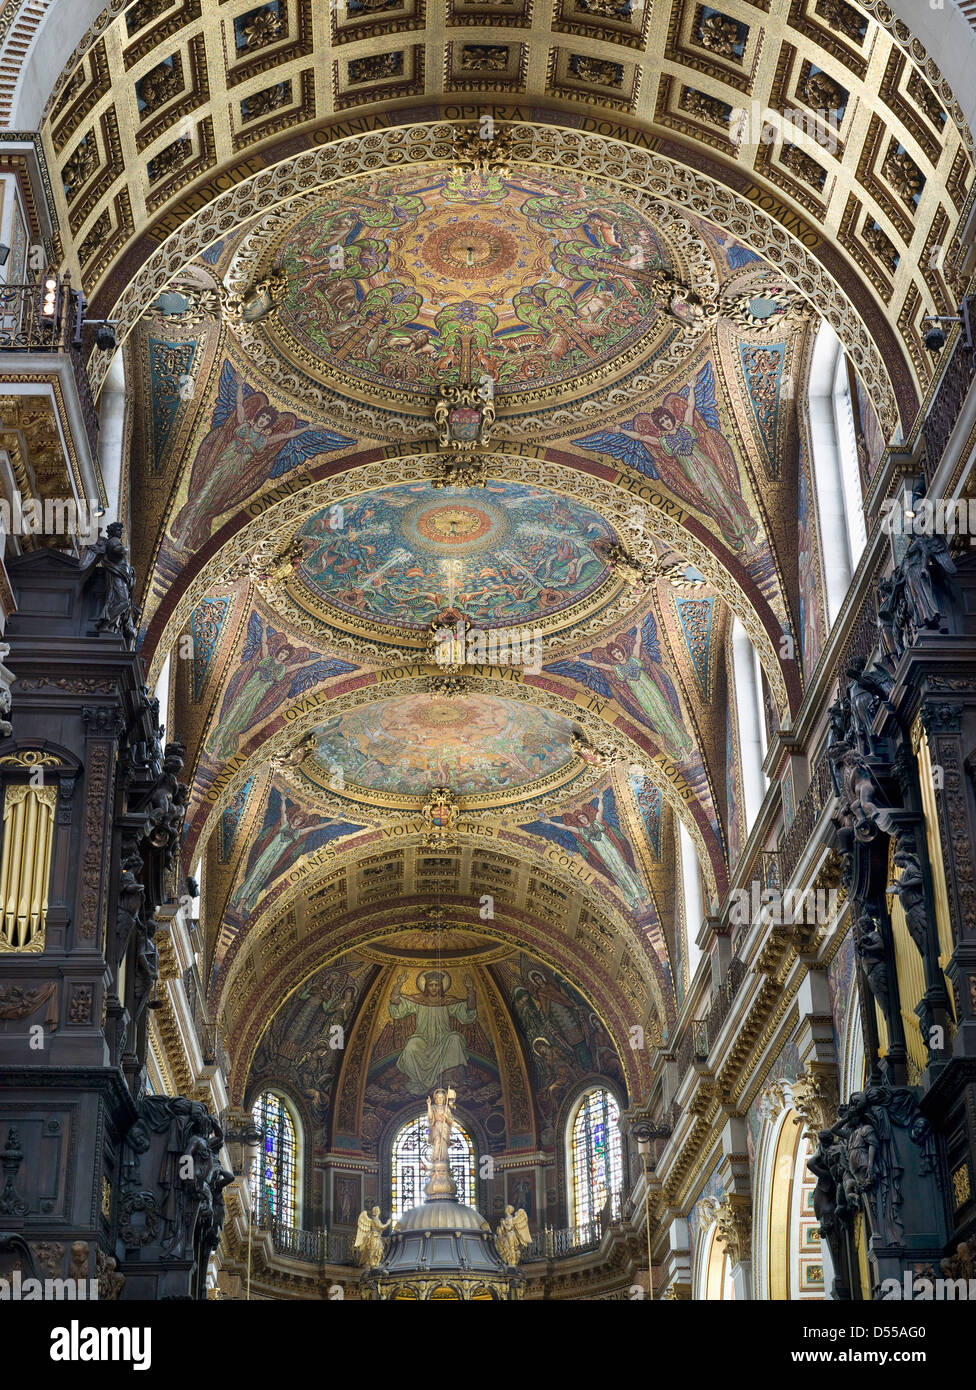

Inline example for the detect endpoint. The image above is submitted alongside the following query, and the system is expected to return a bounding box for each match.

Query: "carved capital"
[790,1063,839,1135]
[81,705,124,738]
[714,1193,752,1265]
[920,700,963,736]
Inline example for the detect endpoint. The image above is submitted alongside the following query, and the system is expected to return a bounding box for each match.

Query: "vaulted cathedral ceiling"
[45,0,971,1110]
[131,183,813,1084]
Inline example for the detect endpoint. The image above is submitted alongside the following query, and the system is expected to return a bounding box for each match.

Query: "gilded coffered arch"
[28,0,974,422]
[75,122,913,427]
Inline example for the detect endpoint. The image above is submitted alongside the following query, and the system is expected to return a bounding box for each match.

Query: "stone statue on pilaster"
[90,523,138,648]
[893,534,956,648]
[888,844,929,957]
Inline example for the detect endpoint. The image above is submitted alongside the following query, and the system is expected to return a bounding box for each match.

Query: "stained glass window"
[391,1112,475,1222]
[250,1091,297,1226]
[570,1088,622,1227]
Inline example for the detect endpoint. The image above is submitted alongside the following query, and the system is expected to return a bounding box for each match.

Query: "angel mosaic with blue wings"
[169,361,355,553]
[574,361,760,556]
[527,788,648,913]
[232,786,361,916]
[546,610,693,763]
[208,609,356,763]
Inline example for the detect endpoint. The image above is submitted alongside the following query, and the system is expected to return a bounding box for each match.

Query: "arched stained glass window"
[391,1112,475,1222]
[250,1091,297,1226]
[570,1088,622,1227]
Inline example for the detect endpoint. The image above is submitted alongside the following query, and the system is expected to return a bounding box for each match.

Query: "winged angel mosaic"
[206,610,356,764]
[575,362,760,557]
[169,362,355,554]
[546,610,692,764]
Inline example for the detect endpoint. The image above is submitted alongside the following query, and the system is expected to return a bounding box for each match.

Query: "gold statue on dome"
[353,1206,392,1268]
[424,1086,460,1199]
[495,1205,532,1266]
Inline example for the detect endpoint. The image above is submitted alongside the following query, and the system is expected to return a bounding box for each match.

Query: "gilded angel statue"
[353,1206,391,1268]
[495,1205,532,1266]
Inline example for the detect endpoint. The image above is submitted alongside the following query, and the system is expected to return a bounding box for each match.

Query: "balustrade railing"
[524,1219,602,1262]
[778,750,833,888]
[0,280,99,455]
[704,957,745,1045]
[0,280,78,352]
[921,323,976,483]
[254,1205,622,1268]
[326,1230,353,1264]
[256,1215,325,1263]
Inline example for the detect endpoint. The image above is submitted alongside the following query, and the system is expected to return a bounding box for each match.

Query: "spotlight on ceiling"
[82,317,119,351]
[922,299,973,353]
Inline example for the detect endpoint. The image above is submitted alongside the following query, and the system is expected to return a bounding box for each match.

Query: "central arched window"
[569,1088,623,1227]
[391,1112,475,1221]
[250,1091,297,1226]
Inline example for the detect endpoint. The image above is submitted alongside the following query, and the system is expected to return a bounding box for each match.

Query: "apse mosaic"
[309,693,574,797]
[249,952,376,1133]
[290,480,619,634]
[350,956,521,1154]
[219,776,253,862]
[261,167,677,399]
[365,968,499,1121]
[242,923,633,1155]
[492,955,625,1145]
[738,340,786,466]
